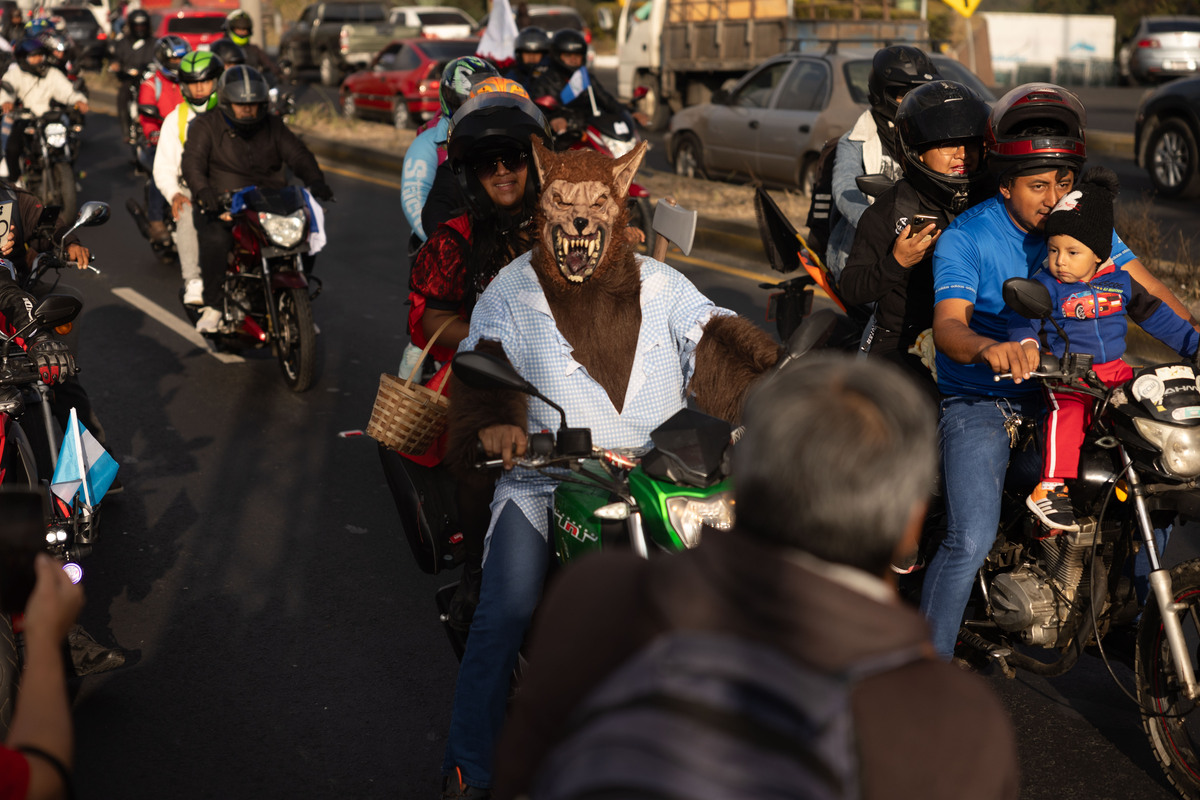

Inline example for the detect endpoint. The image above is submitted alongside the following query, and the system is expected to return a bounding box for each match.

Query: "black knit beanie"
[1043,166,1119,261]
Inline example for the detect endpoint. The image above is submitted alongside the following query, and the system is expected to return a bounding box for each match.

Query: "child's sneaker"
[1027,481,1079,533]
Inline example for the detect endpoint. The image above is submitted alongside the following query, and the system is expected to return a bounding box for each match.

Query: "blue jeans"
[443,501,551,789]
[921,394,1043,659]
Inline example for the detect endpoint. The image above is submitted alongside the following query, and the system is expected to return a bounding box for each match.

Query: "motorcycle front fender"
[270,270,308,291]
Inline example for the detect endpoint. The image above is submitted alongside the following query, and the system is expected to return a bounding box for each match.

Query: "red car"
[339,38,480,129]
[1062,290,1124,320]
[152,9,228,52]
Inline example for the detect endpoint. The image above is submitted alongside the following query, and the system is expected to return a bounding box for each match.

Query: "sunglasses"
[471,151,528,179]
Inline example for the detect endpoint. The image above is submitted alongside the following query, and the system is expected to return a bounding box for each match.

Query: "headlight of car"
[601,133,637,159]
[1134,418,1200,479]
[259,210,306,248]
[44,122,67,149]
[665,491,734,549]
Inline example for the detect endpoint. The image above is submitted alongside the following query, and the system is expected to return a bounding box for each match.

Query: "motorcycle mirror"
[1003,277,1054,320]
[452,350,572,432]
[71,201,110,230]
[453,351,536,394]
[32,294,82,329]
[855,173,894,199]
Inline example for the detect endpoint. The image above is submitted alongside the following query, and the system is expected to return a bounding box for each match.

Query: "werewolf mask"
[530,136,647,286]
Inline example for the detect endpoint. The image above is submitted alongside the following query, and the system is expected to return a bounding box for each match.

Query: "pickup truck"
[388,6,476,39]
[616,0,927,129]
[280,2,419,86]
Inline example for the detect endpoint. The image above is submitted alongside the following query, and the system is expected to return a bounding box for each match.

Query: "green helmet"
[180,50,225,113]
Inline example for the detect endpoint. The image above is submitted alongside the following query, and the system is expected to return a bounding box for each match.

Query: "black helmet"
[37,30,70,69]
[448,88,550,215]
[14,37,48,77]
[438,55,498,118]
[550,29,586,65]
[154,35,191,81]
[896,80,991,213]
[515,26,550,55]
[218,64,270,129]
[867,45,938,124]
[127,9,150,40]
[986,82,1086,183]
[225,9,252,45]
[209,39,246,67]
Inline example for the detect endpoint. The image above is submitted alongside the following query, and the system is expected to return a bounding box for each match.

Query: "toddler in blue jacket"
[1011,167,1199,532]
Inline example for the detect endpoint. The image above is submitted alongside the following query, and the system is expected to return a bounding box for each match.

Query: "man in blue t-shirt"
[924,83,1200,660]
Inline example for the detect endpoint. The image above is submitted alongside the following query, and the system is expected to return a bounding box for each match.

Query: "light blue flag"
[50,407,118,508]
[560,67,590,106]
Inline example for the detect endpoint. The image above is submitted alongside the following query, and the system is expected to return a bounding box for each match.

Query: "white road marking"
[111,287,245,364]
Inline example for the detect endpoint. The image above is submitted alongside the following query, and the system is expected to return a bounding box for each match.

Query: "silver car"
[666,51,993,192]
[1121,16,1200,84]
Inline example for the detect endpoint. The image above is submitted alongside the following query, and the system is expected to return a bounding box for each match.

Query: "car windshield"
[419,40,479,60]
[54,8,94,22]
[1148,19,1200,34]
[417,11,470,25]
[167,16,225,34]
[532,11,584,31]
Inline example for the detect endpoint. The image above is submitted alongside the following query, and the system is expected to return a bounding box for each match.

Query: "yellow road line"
[318,161,403,189]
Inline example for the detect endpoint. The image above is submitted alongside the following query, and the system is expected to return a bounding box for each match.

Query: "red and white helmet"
[986,83,1087,181]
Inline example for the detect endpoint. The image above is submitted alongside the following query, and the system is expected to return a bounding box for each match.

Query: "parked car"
[280,2,418,87]
[389,6,475,39]
[1135,76,1200,198]
[666,51,993,191]
[1119,16,1200,85]
[340,38,478,128]
[48,6,104,69]
[152,9,227,52]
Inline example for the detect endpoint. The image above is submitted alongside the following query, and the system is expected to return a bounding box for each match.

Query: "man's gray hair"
[732,354,937,574]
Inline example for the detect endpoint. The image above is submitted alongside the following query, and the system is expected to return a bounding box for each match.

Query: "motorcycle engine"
[988,526,1099,648]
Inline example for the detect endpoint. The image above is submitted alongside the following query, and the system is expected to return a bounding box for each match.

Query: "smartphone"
[908,214,939,238]
[0,489,46,613]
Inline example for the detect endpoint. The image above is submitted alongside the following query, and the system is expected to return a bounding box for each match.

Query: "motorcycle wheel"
[627,197,656,257]
[53,162,77,221]
[1136,558,1200,797]
[274,286,317,392]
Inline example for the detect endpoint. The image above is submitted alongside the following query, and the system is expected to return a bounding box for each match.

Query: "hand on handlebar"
[27,336,76,385]
[982,339,1041,384]
[66,242,90,269]
[479,424,527,470]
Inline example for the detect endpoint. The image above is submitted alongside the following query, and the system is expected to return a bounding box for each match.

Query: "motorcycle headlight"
[1133,418,1200,479]
[259,209,306,248]
[44,122,67,148]
[665,492,734,548]
[601,133,637,159]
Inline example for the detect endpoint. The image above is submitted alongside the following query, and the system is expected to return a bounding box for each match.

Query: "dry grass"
[1116,193,1200,315]
[291,104,417,152]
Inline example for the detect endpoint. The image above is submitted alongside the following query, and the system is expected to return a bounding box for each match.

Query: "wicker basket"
[366,317,456,455]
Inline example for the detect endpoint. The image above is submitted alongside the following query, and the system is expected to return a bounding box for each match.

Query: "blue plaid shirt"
[461,252,730,544]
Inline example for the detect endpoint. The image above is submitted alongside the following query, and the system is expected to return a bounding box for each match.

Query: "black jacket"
[108,36,154,75]
[530,62,623,125]
[839,179,948,354]
[181,111,324,198]
[0,183,77,329]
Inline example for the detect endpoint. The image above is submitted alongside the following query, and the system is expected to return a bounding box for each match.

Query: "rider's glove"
[27,336,76,385]
[195,187,219,214]
[309,181,333,202]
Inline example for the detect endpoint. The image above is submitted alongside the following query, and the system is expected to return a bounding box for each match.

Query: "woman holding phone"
[839,80,992,389]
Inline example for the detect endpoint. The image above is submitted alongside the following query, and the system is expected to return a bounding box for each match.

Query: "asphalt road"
[50,105,1200,799]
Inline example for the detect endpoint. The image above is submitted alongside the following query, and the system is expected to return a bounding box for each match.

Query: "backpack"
[531,631,923,800]
[803,136,841,262]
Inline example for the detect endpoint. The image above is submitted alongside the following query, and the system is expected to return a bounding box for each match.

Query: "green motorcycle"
[454,350,736,565]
